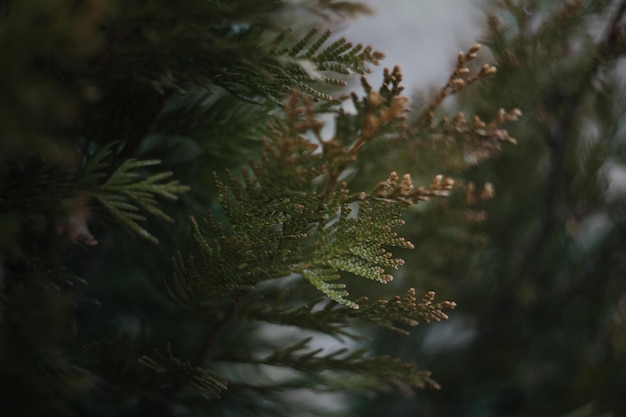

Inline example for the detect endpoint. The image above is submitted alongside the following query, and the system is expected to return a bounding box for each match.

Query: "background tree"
[354,1,626,416]
[0,1,519,417]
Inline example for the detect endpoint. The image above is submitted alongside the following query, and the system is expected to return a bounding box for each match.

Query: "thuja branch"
[169,62,519,310]
[415,43,497,127]
[318,67,409,209]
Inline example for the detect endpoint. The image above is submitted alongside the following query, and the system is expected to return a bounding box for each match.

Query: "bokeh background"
[342,0,486,92]
[340,1,626,417]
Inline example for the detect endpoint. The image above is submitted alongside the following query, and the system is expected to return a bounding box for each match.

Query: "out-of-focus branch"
[520,0,626,283]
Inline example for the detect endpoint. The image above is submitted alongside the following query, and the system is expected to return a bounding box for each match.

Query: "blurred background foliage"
[351,1,626,416]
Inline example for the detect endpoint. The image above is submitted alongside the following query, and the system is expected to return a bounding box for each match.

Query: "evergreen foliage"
[0,1,521,416]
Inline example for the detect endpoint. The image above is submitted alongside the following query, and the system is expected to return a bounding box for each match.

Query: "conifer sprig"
[416,44,498,125]
[92,1,382,105]
[169,215,270,316]
[0,144,189,248]
[172,81,420,310]
[356,289,457,335]
[221,28,385,102]
[172,61,503,313]
[239,288,456,338]
[297,200,414,308]
[81,144,190,243]
[401,44,521,170]
[220,337,439,393]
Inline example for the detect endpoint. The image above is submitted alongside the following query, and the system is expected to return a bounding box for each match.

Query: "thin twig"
[119,89,174,160]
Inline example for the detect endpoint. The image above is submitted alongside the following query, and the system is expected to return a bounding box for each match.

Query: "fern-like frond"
[80,144,190,243]
[294,201,413,308]
[221,337,439,393]
[303,267,357,309]
[220,28,385,102]
[355,289,457,335]
[0,144,189,248]
[239,288,456,339]
[169,216,259,315]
